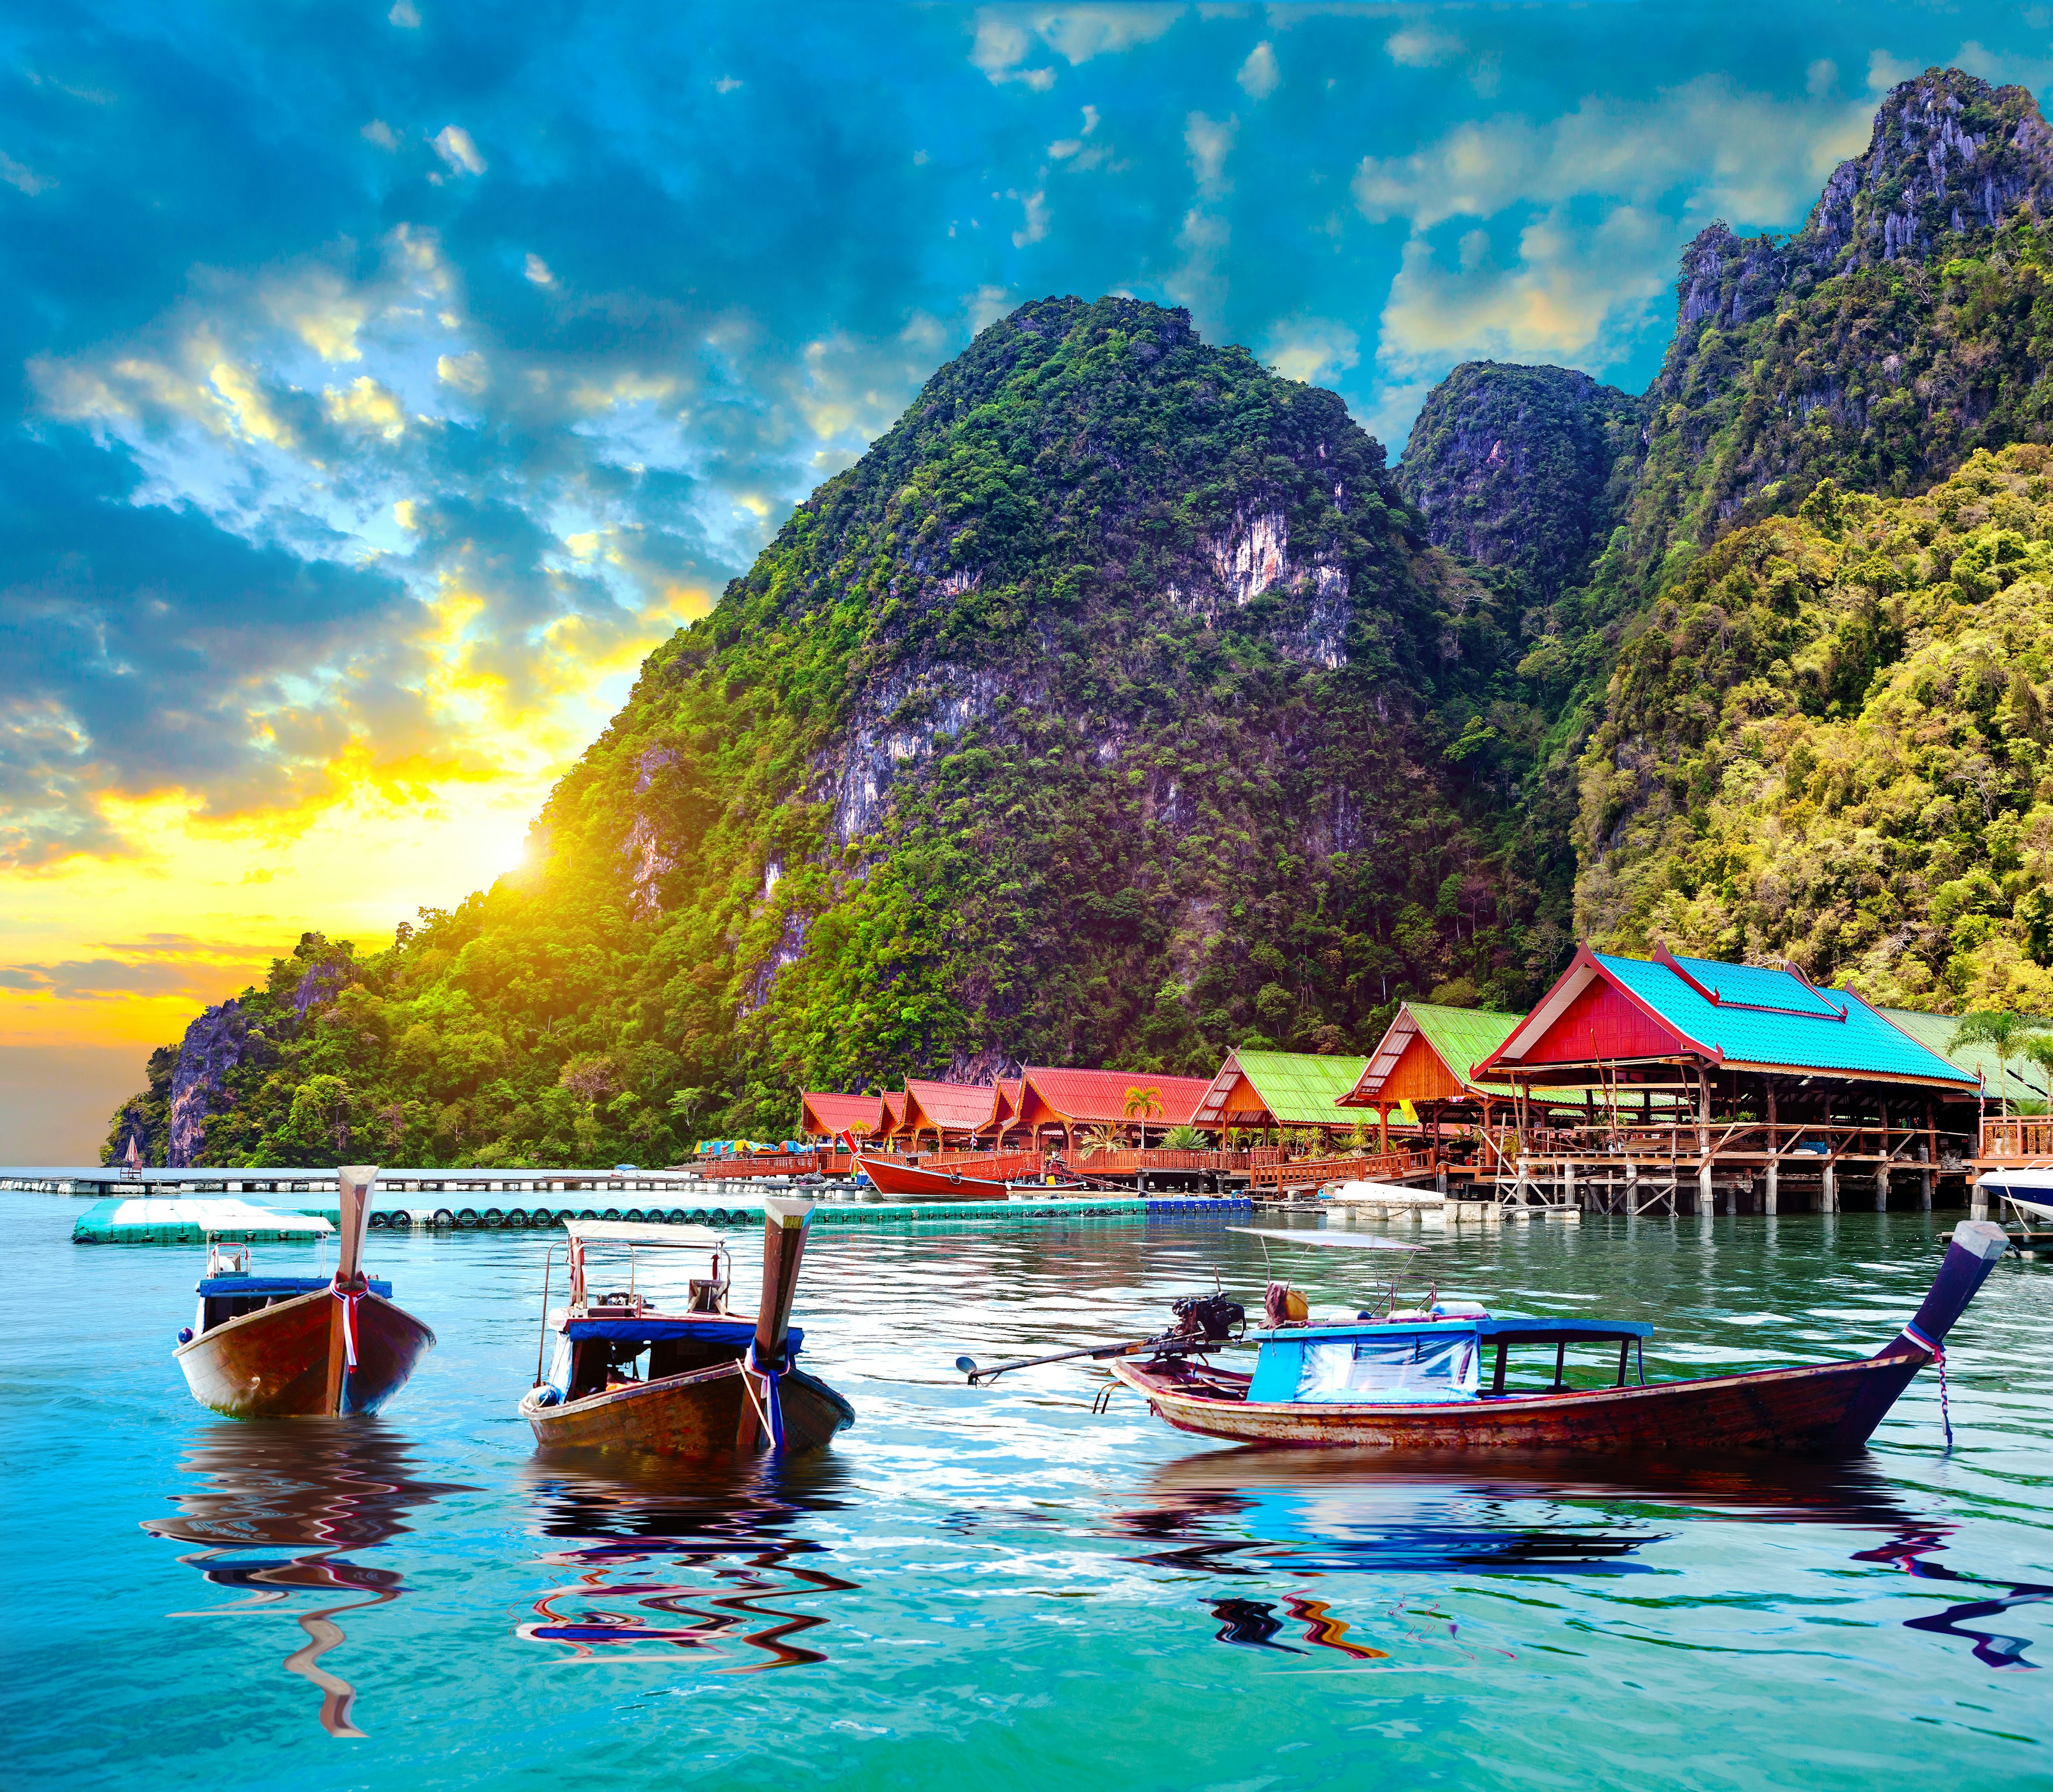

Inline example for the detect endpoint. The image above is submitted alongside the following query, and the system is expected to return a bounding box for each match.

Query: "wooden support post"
[1822,1160,1838,1212]
[1697,1160,1715,1218]
[1875,1166,1889,1212]
[1920,1155,1933,1210]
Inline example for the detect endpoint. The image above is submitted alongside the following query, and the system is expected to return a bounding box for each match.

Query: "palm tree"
[1950,1011,2031,1113]
[2021,1033,2053,1113]
[1123,1085,1166,1149]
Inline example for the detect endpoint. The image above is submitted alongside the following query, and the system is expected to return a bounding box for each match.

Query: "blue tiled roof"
[1596,952,1977,1086]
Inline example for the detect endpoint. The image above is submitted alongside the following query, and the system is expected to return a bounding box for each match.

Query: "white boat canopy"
[1229,1227,1422,1252]
[564,1219,730,1248]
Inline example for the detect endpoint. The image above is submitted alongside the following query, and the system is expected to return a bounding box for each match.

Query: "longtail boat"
[174,1167,435,1418]
[973,1220,2009,1457]
[848,1138,1084,1201]
[519,1196,853,1457]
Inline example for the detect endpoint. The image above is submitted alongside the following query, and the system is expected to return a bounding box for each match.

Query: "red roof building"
[901,1079,1000,1147]
[1012,1068,1212,1149]
[797,1092,886,1140]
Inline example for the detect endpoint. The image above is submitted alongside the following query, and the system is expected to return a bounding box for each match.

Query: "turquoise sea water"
[5,1192,2049,1790]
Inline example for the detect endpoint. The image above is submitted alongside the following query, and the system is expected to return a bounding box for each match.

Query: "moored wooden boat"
[518,1196,852,1457]
[849,1141,1086,1200]
[173,1167,435,1419]
[1103,1219,2011,1456]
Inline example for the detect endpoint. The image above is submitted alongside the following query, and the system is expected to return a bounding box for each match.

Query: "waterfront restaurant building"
[1471,944,1980,1215]
[1342,1002,1525,1153]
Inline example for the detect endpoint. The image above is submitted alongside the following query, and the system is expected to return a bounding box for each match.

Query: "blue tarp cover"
[563,1317,800,1349]
[197,1276,392,1297]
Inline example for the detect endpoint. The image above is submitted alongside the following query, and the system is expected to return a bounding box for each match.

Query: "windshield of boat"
[1295,1330,1481,1404]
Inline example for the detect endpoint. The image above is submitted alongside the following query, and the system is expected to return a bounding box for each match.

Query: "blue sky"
[3,1,2051,1156]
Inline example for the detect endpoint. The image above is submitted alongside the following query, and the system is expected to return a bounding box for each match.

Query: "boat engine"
[1170,1292,1245,1342]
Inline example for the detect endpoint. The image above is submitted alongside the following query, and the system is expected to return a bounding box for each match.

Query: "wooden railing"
[1978,1119,2053,1162]
[1248,1149,1436,1193]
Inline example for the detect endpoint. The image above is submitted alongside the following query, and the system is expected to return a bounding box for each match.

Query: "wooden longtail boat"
[1102,1219,2011,1456]
[174,1166,435,1419]
[518,1196,853,1457]
[849,1141,1085,1201]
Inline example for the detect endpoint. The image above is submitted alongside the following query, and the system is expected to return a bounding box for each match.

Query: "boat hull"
[854,1154,1015,1200]
[519,1360,854,1458]
[175,1288,435,1419]
[1109,1351,1927,1456]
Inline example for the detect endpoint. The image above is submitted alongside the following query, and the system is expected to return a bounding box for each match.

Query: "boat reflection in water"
[518,1451,857,1672]
[1112,1450,2039,1667]
[141,1422,468,1737]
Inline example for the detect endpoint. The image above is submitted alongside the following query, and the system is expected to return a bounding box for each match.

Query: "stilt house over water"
[1007,1068,1213,1153]
[798,1092,885,1140]
[1472,944,1980,1216]
[1342,1001,1525,1155]
[1190,1049,1372,1141]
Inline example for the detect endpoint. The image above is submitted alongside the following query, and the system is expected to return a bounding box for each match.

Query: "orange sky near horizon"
[0,631,687,1164]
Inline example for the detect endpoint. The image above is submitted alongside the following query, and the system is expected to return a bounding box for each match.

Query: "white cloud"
[323,375,408,440]
[1386,26,1461,68]
[1048,104,1106,167]
[1806,59,1838,98]
[1867,50,1918,92]
[1376,205,1673,379]
[1262,318,1359,385]
[432,125,487,177]
[970,6,1182,86]
[388,0,420,25]
[1010,188,1050,246]
[1353,78,1873,233]
[0,151,52,195]
[1185,110,1236,196]
[524,253,555,287]
[714,75,743,94]
[1037,6,1182,64]
[436,351,489,394]
[360,119,398,150]
[1238,41,1279,100]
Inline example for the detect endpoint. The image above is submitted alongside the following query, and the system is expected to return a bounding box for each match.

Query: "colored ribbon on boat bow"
[331,1274,364,1371]
[745,1341,786,1451]
[1897,1320,1953,1451]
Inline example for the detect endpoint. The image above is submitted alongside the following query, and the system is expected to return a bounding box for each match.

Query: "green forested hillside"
[113,298,1555,1168]
[1578,443,2053,1011]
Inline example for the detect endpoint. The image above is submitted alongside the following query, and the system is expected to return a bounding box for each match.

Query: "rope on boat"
[1899,1320,1953,1451]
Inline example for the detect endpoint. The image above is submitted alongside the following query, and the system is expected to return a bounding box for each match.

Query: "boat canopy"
[564,1219,729,1247]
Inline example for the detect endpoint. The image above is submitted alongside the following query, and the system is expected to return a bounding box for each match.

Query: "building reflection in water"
[518,1451,856,1672]
[142,1421,469,1737]
[1111,1450,2023,1667]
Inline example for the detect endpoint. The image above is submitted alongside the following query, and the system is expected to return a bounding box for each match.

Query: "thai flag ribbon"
[1897,1322,1951,1450]
[746,1342,786,1451]
[331,1275,362,1370]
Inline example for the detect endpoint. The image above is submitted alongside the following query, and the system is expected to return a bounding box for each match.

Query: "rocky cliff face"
[166,999,250,1166]
[1396,361,1640,608]
[1803,68,2053,271]
[1623,69,2053,583]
